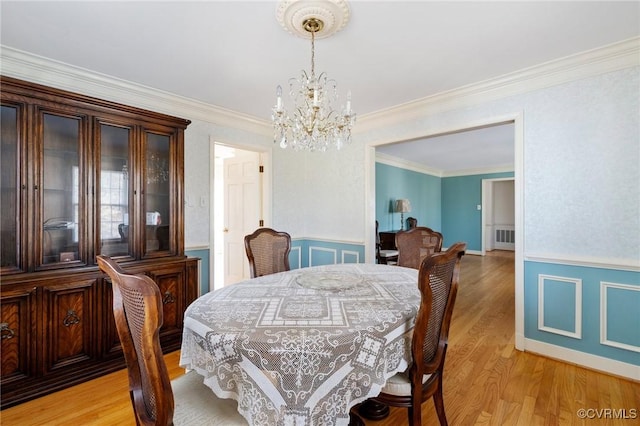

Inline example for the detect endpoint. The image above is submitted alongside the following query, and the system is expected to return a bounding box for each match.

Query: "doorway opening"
[369,114,524,350]
[482,178,515,255]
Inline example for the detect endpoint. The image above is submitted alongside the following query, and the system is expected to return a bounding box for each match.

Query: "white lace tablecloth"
[180,263,420,426]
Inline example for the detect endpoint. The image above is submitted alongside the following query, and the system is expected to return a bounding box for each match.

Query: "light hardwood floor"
[2,251,638,425]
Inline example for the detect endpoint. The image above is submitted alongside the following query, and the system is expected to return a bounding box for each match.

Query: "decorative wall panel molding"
[538,274,583,339]
[309,246,337,266]
[341,250,360,264]
[600,282,640,353]
[290,246,302,269]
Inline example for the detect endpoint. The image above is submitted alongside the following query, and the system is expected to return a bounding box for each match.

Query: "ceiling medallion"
[272,0,355,152]
[276,0,351,39]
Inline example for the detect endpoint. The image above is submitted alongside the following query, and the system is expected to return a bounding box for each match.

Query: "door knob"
[223,228,229,233]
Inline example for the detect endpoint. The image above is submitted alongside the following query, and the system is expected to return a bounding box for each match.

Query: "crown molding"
[375,151,514,178]
[0,45,272,137]
[355,36,640,134]
[3,36,637,139]
[441,165,514,178]
[375,152,443,177]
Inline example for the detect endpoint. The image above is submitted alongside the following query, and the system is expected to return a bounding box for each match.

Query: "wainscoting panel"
[291,239,365,268]
[342,250,360,264]
[600,281,640,353]
[310,247,338,266]
[289,246,302,270]
[537,274,582,339]
[524,260,640,373]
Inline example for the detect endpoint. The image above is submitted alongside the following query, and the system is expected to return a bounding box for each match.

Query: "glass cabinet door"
[1,105,20,272]
[99,123,132,258]
[41,113,82,266]
[144,132,171,255]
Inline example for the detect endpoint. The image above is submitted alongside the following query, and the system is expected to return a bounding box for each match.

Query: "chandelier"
[272,5,355,152]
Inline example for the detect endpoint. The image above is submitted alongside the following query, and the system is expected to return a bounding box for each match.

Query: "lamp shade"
[394,199,411,213]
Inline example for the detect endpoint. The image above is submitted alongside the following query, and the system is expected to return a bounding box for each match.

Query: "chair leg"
[433,379,448,426]
[409,395,422,426]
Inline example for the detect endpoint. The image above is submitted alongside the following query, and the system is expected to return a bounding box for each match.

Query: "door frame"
[209,138,272,291]
[365,112,524,350]
[481,177,515,255]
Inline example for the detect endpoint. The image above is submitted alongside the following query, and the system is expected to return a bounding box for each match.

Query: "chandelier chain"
[310,28,315,77]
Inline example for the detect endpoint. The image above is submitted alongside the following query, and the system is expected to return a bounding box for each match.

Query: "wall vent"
[495,226,515,250]
[496,228,515,244]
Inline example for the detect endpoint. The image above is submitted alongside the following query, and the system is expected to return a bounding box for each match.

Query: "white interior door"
[223,150,261,286]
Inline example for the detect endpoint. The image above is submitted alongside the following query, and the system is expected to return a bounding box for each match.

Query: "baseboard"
[524,338,639,381]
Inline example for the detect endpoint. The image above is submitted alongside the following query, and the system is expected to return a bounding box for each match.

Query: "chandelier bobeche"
[272,4,355,152]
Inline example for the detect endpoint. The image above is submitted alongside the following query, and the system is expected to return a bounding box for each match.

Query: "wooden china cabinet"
[0,77,198,408]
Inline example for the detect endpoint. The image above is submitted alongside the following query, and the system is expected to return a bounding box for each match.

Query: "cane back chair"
[97,255,246,426]
[244,227,291,278]
[370,242,466,426]
[396,226,444,269]
[407,217,418,229]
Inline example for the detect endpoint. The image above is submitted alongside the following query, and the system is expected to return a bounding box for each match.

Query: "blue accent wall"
[441,172,513,250]
[525,260,640,365]
[375,162,441,232]
[375,162,513,251]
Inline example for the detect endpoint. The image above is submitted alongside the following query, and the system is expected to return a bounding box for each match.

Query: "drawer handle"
[63,309,80,327]
[0,323,15,340]
[162,291,175,305]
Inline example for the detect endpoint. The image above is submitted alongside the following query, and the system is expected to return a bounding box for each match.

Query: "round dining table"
[180,263,420,426]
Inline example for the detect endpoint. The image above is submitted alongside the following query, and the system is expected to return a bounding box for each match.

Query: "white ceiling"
[1,1,638,172]
[376,122,516,174]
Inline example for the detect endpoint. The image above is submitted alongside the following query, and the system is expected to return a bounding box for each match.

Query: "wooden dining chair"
[395,226,444,269]
[244,227,291,278]
[368,242,466,426]
[407,217,418,229]
[97,255,246,426]
[376,220,399,264]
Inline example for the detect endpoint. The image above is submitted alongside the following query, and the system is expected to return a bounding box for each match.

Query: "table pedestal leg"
[349,411,365,426]
[358,399,390,420]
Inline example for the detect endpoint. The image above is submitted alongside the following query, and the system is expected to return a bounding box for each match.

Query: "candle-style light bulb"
[276,85,283,111]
